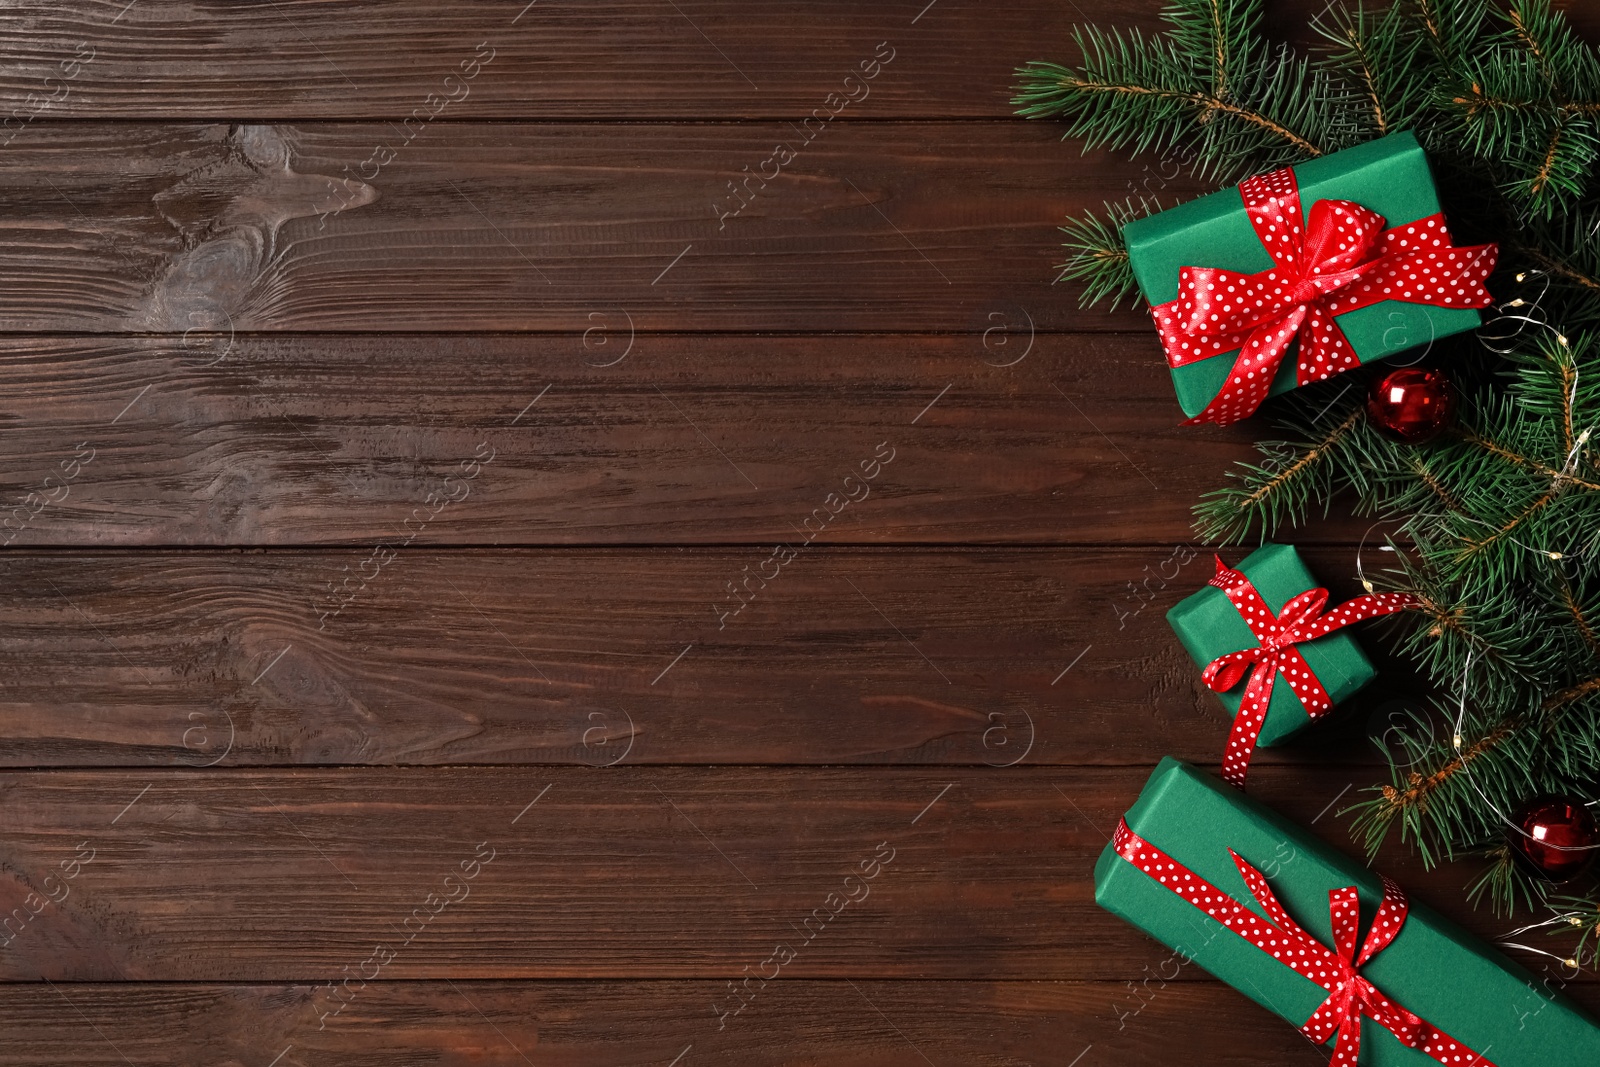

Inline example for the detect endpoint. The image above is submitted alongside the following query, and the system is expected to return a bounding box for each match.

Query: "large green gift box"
[1123,132,1486,419]
[1096,758,1600,1065]
[1168,542,1374,748]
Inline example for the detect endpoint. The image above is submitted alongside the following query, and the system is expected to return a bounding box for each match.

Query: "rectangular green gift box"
[1096,758,1600,1065]
[1123,131,1483,418]
[1167,542,1373,747]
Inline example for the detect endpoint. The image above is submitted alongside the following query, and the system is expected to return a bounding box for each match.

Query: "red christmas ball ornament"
[1365,366,1456,444]
[1509,794,1598,882]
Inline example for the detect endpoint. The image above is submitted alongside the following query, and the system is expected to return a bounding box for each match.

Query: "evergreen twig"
[1020,0,1600,958]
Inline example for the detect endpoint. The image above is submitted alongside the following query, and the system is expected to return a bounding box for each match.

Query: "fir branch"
[1467,844,1542,915]
[1023,0,1600,929]
[1457,485,1560,558]
[1354,714,1524,863]
[1194,397,1367,543]
[1190,92,1325,157]
[1014,2,1338,184]
[1456,428,1600,493]
[1516,244,1600,294]
[1441,0,1600,218]
[1551,899,1600,969]
[1408,589,1490,653]
[1238,406,1362,508]
[1209,0,1230,100]
[1545,674,1600,713]
[1016,62,1326,159]
[1527,115,1569,198]
[1414,0,1486,67]
[1506,3,1553,86]
[1555,571,1600,657]
[1056,197,1161,309]
[1559,350,1578,456]
[1313,0,1426,139]
[1518,209,1600,319]
[1408,453,1463,513]
[1163,0,1257,103]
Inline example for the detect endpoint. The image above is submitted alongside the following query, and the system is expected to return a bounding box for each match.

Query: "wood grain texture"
[4,1,1594,1061]
[0,121,1204,333]
[0,764,1576,986]
[0,334,1376,548]
[0,1,1161,121]
[0,0,1102,120]
[0,547,1421,768]
[0,980,1330,1067]
[0,0,1590,121]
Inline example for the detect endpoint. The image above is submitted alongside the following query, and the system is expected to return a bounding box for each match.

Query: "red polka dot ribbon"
[1151,165,1498,425]
[1204,556,1414,788]
[1113,818,1496,1067]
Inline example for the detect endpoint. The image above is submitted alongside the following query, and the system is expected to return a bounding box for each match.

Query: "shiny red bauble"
[1365,366,1456,444]
[1509,794,1598,882]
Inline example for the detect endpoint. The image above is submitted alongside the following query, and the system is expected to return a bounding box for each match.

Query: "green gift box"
[1167,542,1374,748]
[1095,758,1600,1065]
[1123,132,1485,419]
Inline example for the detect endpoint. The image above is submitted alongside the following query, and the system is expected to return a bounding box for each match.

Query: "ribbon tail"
[1295,304,1363,387]
[1184,307,1307,426]
[1297,592,1417,641]
[1221,658,1278,789]
[1326,1016,1364,1067]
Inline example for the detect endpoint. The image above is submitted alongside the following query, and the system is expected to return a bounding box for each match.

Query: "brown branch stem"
[1239,406,1361,509]
[1382,720,1521,814]
[1060,78,1324,156]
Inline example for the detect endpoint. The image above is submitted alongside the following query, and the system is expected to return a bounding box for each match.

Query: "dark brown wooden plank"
[0,764,1569,984]
[0,980,1340,1067]
[0,1,1591,122]
[0,1,1158,121]
[0,334,1378,547]
[0,547,1417,768]
[0,121,1203,333]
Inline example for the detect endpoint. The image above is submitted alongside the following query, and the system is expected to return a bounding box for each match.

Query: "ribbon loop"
[1204,556,1414,788]
[1301,198,1386,275]
[1151,165,1497,425]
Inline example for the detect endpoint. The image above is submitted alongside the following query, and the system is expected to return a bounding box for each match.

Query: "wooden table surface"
[3,2,1598,1064]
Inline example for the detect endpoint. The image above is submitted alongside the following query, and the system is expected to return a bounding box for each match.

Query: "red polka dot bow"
[1151,165,1498,425]
[1202,556,1414,788]
[1113,819,1494,1067]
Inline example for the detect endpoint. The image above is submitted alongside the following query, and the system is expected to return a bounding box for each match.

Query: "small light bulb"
[1558,334,1570,346]
[1568,958,1580,968]
[1453,734,1463,748]
[1516,273,1527,282]
[1510,299,1525,307]
[1549,551,1564,560]
[1571,916,1584,926]
[1361,578,1375,592]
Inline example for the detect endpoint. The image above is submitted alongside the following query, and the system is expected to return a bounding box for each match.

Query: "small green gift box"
[1095,758,1600,1066]
[1123,132,1493,421]
[1167,543,1375,749]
